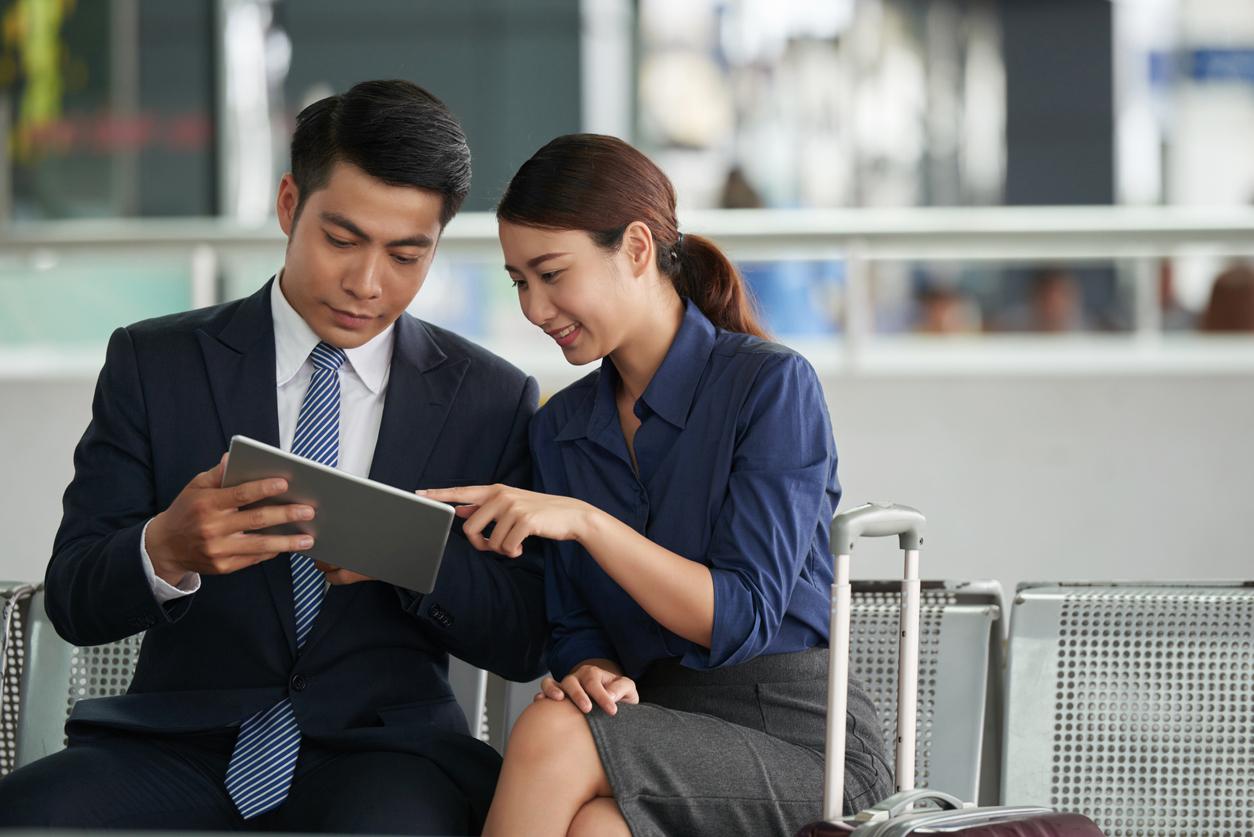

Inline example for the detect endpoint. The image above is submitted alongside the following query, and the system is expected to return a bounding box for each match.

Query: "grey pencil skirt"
[584,647,892,837]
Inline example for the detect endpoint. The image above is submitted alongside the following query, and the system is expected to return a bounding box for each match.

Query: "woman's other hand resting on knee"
[536,658,638,716]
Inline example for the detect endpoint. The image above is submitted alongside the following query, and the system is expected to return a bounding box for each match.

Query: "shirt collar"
[271,272,394,394]
[555,298,717,441]
[636,299,717,428]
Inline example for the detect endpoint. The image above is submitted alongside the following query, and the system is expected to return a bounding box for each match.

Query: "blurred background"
[2,0,1253,594]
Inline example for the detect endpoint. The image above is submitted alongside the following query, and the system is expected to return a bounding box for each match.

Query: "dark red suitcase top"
[796,811,1103,836]
[948,813,1105,836]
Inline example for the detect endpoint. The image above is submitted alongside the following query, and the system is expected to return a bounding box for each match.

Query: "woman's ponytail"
[669,234,768,339]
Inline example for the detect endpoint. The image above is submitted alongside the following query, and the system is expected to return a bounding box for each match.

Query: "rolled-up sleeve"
[683,353,837,669]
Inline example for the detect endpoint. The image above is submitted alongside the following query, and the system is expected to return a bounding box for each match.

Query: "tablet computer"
[221,435,454,593]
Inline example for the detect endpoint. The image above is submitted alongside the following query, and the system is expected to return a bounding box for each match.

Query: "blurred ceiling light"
[721,0,855,65]
[639,50,735,147]
[640,0,716,49]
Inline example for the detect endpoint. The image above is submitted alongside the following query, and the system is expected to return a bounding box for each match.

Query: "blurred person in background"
[914,278,982,334]
[1199,263,1254,332]
[718,163,764,209]
[423,134,892,837]
[992,267,1094,333]
[0,80,546,835]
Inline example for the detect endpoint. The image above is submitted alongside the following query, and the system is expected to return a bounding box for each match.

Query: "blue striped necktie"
[225,340,347,819]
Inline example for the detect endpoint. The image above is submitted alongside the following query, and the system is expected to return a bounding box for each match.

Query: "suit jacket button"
[290,674,307,692]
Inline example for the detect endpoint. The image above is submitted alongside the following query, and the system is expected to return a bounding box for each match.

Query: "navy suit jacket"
[45,279,547,808]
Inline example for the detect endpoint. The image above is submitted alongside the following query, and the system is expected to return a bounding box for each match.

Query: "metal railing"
[4,206,1254,377]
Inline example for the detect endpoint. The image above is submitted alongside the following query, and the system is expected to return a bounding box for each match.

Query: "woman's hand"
[534,659,639,716]
[312,560,373,585]
[418,484,595,558]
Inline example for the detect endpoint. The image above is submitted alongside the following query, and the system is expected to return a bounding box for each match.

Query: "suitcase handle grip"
[830,502,925,553]
[852,789,972,824]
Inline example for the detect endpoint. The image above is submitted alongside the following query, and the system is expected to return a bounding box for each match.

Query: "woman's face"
[500,221,641,365]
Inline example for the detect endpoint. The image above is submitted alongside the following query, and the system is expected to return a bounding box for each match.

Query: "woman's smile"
[548,323,582,347]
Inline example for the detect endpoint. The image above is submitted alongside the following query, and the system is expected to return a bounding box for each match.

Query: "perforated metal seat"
[486,670,541,754]
[4,587,492,772]
[7,577,1005,800]
[1004,581,1254,836]
[446,656,490,742]
[15,588,146,769]
[848,579,1003,804]
[1,582,37,777]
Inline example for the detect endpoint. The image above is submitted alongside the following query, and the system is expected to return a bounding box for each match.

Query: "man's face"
[276,161,445,349]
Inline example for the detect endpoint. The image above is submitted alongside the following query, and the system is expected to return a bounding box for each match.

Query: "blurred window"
[2,0,215,220]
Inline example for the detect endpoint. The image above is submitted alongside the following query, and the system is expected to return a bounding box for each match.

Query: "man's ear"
[621,221,655,278]
[276,173,300,237]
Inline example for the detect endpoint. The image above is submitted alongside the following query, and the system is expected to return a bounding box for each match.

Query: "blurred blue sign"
[1151,48,1254,85]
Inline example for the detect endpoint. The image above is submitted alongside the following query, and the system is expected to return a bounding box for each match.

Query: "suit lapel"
[302,314,468,649]
[197,279,297,656]
[368,315,467,488]
[198,283,281,450]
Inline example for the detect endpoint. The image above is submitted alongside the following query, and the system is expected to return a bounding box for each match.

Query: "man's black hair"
[289,80,471,227]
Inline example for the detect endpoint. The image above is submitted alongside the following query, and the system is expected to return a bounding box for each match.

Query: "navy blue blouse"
[531,300,840,680]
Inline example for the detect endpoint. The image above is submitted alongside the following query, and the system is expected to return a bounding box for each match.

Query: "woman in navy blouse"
[424,135,891,837]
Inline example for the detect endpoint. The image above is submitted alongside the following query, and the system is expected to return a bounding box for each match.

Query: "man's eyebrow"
[321,212,368,240]
[320,211,433,248]
[504,252,570,273]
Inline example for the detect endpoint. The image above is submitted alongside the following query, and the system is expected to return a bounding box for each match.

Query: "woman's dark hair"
[497,134,768,338]
[289,80,471,228]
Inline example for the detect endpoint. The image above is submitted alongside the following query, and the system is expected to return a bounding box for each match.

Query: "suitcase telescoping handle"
[824,502,926,823]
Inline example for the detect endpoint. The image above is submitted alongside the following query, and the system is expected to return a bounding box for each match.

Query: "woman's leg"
[482,698,623,837]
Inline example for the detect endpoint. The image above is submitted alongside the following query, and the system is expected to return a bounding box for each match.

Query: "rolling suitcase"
[796,503,1104,836]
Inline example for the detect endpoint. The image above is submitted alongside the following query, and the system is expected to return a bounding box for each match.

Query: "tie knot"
[310,341,347,371]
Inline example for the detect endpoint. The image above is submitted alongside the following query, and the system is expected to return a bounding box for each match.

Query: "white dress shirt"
[141,274,396,602]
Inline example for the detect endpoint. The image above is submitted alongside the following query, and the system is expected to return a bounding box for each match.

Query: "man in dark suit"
[0,80,546,834]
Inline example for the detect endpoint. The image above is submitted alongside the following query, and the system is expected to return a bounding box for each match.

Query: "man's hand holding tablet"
[220,435,455,593]
[145,453,317,587]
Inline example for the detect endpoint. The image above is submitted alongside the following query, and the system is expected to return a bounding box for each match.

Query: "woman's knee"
[505,697,597,766]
